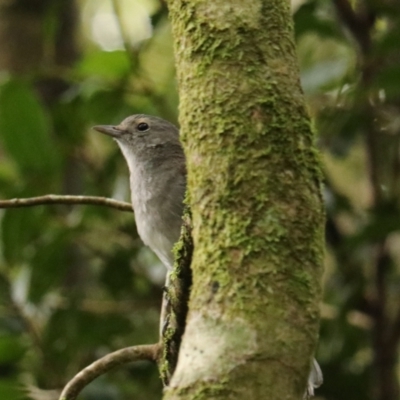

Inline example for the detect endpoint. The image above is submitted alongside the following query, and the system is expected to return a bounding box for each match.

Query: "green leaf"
[0,334,26,364]
[0,378,28,400]
[0,273,12,306]
[77,313,132,347]
[77,51,131,80]
[43,309,132,364]
[100,249,135,297]
[28,229,69,303]
[374,65,400,99]
[294,0,343,41]
[0,79,56,173]
[85,88,131,124]
[1,208,44,265]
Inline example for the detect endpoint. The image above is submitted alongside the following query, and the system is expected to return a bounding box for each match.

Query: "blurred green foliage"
[0,0,399,400]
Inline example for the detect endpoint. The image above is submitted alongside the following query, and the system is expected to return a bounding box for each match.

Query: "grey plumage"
[94,115,186,270]
[307,359,323,398]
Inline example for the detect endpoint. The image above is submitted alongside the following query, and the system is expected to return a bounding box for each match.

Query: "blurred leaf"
[43,309,132,366]
[51,94,87,147]
[318,105,362,156]
[81,380,120,400]
[0,379,27,400]
[347,207,400,247]
[0,335,26,365]
[140,17,175,91]
[100,250,135,297]
[77,313,132,347]
[0,79,57,173]
[28,229,70,303]
[77,51,131,80]
[85,88,131,125]
[294,0,342,41]
[0,316,25,336]
[40,308,80,370]
[0,273,12,306]
[301,59,348,93]
[374,65,400,99]
[1,208,45,265]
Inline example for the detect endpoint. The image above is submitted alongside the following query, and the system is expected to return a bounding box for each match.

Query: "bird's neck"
[119,144,168,203]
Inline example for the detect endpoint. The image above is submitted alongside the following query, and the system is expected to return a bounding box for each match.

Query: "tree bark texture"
[165,0,325,399]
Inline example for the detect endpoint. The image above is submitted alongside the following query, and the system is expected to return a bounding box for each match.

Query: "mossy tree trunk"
[165,0,325,399]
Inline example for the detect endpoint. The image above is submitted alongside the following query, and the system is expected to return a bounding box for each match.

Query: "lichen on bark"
[164,0,325,399]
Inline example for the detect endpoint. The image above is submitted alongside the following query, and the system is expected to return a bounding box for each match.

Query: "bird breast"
[129,168,184,270]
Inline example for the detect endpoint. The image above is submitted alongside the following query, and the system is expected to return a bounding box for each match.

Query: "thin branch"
[388,305,400,348]
[0,195,132,212]
[59,344,160,400]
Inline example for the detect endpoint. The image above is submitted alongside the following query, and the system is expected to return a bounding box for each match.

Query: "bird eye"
[137,122,149,132]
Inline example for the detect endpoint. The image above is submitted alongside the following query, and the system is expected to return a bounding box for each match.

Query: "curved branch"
[59,344,160,400]
[0,195,132,212]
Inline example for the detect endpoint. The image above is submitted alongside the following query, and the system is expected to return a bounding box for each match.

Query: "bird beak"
[92,125,123,138]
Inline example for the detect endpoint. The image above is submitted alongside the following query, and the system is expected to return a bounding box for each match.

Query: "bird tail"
[305,358,323,398]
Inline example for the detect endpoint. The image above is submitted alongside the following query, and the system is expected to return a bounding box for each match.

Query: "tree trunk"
[165,0,325,399]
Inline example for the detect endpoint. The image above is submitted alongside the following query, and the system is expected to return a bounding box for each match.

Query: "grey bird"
[94,115,186,271]
[93,114,322,397]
